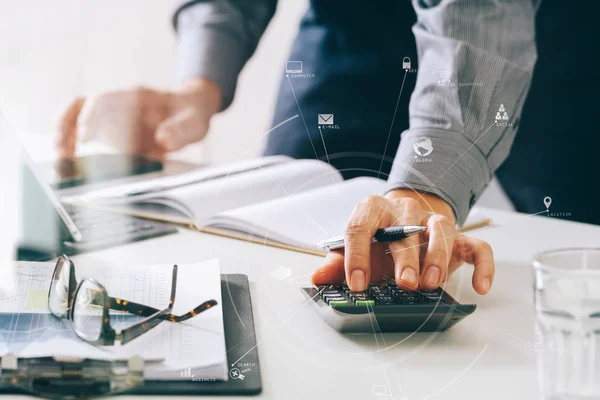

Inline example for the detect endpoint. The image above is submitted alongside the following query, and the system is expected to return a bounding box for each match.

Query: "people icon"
[496,104,509,121]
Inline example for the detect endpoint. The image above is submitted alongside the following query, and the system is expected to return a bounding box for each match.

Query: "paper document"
[0,259,228,381]
[207,177,388,250]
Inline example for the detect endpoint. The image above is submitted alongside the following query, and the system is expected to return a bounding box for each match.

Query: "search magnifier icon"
[229,368,245,380]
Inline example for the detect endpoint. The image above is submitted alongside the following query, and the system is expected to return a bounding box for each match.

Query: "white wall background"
[0,0,307,163]
[0,0,512,210]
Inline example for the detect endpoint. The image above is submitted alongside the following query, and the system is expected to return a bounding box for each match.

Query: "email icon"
[318,114,334,125]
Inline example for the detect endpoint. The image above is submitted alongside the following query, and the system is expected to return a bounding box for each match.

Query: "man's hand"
[312,189,495,294]
[56,78,223,158]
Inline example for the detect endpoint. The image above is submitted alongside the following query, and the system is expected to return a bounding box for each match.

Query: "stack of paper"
[0,259,228,381]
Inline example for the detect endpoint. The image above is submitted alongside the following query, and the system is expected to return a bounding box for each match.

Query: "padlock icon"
[402,57,411,70]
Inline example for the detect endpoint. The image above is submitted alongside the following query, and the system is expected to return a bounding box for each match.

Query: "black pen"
[318,225,427,251]
[319,225,427,250]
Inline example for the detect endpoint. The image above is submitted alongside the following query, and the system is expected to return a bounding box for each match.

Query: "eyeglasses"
[48,254,218,346]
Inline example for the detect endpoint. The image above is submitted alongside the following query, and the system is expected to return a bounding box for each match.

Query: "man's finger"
[447,240,464,277]
[57,97,85,158]
[313,243,393,286]
[368,242,395,283]
[344,196,387,291]
[451,236,495,295]
[389,199,421,291]
[420,214,455,289]
[468,238,495,295]
[311,250,345,285]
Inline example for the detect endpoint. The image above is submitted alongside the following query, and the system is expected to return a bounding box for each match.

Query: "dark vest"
[264,1,600,225]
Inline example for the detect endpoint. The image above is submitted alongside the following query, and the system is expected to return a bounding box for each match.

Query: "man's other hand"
[56,78,222,158]
[312,189,495,294]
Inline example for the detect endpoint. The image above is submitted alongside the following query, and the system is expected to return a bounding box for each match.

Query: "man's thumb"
[155,107,209,152]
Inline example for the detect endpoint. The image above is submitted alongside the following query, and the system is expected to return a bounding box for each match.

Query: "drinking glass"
[533,248,600,399]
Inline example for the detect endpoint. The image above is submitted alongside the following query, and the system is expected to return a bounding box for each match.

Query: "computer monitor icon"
[286,61,303,74]
[372,384,389,397]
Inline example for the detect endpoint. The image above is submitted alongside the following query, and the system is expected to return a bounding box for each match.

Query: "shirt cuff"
[174,7,247,110]
[386,128,491,226]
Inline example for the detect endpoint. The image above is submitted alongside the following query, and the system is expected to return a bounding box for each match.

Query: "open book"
[63,157,388,254]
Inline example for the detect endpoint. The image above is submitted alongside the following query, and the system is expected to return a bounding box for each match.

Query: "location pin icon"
[543,196,552,210]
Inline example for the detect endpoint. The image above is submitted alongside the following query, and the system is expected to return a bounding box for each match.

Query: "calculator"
[301,283,476,333]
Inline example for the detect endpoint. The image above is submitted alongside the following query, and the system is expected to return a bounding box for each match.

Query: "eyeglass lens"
[72,279,105,342]
[48,257,70,317]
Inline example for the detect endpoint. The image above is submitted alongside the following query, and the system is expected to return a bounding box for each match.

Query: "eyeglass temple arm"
[103,263,218,321]
[165,299,218,322]
[118,265,178,345]
[108,297,218,321]
[119,306,172,345]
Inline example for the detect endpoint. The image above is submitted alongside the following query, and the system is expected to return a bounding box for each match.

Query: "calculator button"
[375,296,394,305]
[420,289,446,303]
[400,292,419,298]
[372,293,390,301]
[401,293,420,305]
[316,285,332,292]
[349,292,369,300]
[400,291,419,298]
[329,300,349,307]
[389,287,409,296]
[420,289,443,295]
[355,300,375,307]
[325,296,347,303]
[368,285,385,295]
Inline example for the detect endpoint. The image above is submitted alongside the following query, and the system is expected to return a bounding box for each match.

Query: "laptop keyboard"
[62,206,176,252]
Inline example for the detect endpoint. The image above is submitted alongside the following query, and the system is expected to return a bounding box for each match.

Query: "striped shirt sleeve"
[172,0,277,110]
[387,0,540,225]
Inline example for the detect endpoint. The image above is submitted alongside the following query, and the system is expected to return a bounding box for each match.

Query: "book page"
[166,159,342,226]
[101,200,193,225]
[61,155,291,205]
[206,177,388,251]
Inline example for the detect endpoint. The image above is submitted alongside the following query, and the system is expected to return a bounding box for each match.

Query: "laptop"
[12,139,176,261]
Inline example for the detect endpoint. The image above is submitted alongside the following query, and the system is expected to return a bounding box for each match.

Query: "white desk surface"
[10,137,600,399]
[11,204,599,400]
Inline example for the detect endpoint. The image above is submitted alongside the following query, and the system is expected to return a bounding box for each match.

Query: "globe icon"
[413,137,433,156]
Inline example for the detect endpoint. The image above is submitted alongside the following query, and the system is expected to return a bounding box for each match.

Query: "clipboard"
[0,274,262,398]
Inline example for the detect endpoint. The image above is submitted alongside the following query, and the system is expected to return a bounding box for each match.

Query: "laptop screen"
[17,150,82,258]
[0,120,81,261]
